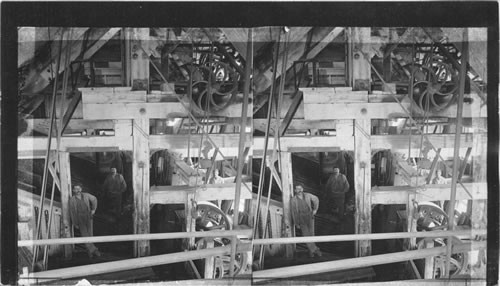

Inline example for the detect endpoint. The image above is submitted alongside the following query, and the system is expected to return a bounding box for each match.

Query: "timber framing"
[150,182,253,204]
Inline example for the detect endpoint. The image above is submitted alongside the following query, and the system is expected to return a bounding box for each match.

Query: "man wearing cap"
[103,167,127,217]
[69,184,101,258]
[326,167,350,216]
[290,184,322,258]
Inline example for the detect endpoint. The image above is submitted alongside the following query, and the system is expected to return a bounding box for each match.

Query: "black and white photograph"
[1,2,498,286]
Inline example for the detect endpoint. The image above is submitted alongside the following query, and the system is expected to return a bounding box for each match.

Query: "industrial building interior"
[7,25,490,285]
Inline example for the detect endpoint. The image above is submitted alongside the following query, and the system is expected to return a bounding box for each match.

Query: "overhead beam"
[254,119,337,133]
[82,101,252,120]
[150,182,253,204]
[303,94,487,120]
[371,182,487,204]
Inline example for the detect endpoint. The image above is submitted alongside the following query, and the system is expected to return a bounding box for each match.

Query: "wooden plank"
[306,27,344,60]
[18,137,133,155]
[24,119,114,135]
[58,152,73,259]
[61,92,83,134]
[371,133,485,153]
[150,133,252,159]
[301,87,368,104]
[279,152,295,258]
[80,88,147,104]
[371,182,487,204]
[82,101,252,119]
[150,182,253,204]
[132,119,150,257]
[253,136,353,155]
[253,119,337,133]
[304,94,487,120]
[354,120,371,257]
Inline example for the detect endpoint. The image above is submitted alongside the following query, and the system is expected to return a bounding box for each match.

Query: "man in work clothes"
[326,167,350,216]
[291,184,322,258]
[69,184,101,258]
[103,167,127,217]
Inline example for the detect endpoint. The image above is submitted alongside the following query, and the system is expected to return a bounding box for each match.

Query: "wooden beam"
[279,152,295,258]
[303,94,487,120]
[253,136,351,155]
[132,119,150,257]
[426,148,442,184]
[82,101,252,120]
[371,182,487,204]
[83,28,121,60]
[61,92,82,134]
[354,120,371,257]
[58,152,73,259]
[80,87,147,104]
[371,133,485,153]
[305,27,344,60]
[150,182,252,204]
[278,90,303,136]
[24,119,114,135]
[253,119,337,133]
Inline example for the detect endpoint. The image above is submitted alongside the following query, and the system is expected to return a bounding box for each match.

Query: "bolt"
[139,107,146,114]
[354,53,360,60]
[133,53,138,59]
[361,108,367,114]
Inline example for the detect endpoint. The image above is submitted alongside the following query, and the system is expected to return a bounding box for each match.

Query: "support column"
[133,118,150,257]
[354,119,371,257]
[128,28,150,91]
[350,27,371,91]
[58,151,73,259]
[279,151,295,258]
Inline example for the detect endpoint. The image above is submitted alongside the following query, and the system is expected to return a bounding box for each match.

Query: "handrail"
[19,229,252,247]
[253,241,485,282]
[253,229,486,245]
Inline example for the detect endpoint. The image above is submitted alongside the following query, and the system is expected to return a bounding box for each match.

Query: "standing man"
[103,167,127,217]
[290,184,322,258]
[326,167,350,216]
[69,184,101,258]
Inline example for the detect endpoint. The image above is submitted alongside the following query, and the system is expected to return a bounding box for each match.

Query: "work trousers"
[298,217,318,255]
[331,192,345,215]
[76,218,97,255]
[107,192,123,216]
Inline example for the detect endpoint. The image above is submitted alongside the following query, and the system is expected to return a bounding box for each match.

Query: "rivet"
[361,108,367,114]
[139,108,146,114]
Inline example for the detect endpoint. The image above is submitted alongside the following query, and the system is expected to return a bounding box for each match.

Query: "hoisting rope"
[252,28,282,241]
[32,28,66,270]
[258,27,291,268]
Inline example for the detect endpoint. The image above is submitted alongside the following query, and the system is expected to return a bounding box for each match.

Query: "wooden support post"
[204,238,215,279]
[426,148,441,184]
[186,192,196,248]
[407,192,417,250]
[132,119,150,257]
[279,152,295,258]
[58,151,73,259]
[350,27,371,91]
[128,28,150,91]
[354,120,371,257]
[424,239,435,279]
[458,147,472,181]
